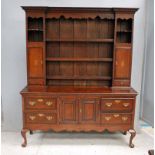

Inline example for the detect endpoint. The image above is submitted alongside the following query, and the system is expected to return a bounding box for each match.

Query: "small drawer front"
[26,97,57,110]
[26,112,57,124]
[101,114,131,124]
[101,99,133,112]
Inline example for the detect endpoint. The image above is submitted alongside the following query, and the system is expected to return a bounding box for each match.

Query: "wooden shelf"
[46,76,112,80]
[46,58,113,62]
[28,29,43,31]
[46,38,114,43]
[117,30,132,33]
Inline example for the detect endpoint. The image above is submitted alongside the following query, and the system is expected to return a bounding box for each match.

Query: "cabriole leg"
[128,129,136,148]
[30,130,33,135]
[21,129,28,147]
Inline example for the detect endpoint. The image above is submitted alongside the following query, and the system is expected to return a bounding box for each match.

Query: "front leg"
[128,129,136,148]
[21,129,28,147]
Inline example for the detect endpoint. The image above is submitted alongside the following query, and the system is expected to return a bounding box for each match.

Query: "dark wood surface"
[21,7,138,147]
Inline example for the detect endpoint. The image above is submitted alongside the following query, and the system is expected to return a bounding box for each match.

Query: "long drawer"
[101,99,133,112]
[101,113,132,124]
[25,112,57,124]
[25,97,57,110]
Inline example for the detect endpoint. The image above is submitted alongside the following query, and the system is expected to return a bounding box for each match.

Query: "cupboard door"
[59,97,78,124]
[114,47,131,79]
[80,98,99,124]
[28,47,43,78]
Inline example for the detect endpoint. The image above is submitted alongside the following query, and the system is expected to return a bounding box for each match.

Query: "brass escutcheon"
[115,100,121,103]
[113,114,120,118]
[38,99,43,102]
[38,113,44,117]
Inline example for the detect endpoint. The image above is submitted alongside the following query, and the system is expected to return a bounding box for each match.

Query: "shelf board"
[46,38,114,43]
[117,30,132,33]
[28,29,43,31]
[46,58,113,62]
[46,76,112,80]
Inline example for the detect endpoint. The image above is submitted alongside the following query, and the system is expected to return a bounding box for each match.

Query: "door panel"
[28,47,43,78]
[59,97,78,124]
[114,48,131,79]
[80,98,99,124]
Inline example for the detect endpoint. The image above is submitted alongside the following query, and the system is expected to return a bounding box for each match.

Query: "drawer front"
[101,99,133,112]
[101,114,132,124]
[25,97,57,110]
[26,112,57,124]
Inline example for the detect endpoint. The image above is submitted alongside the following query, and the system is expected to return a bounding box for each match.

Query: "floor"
[2,123,154,155]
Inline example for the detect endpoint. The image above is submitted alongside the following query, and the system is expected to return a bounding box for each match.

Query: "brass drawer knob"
[115,100,121,103]
[105,116,111,121]
[29,101,36,106]
[46,101,53,106]
[46,116,53,120]
[38,99,43,102]
[123,103,130,107]
[38,113,44,117]
[122,116,128,121]
[113,114,120,118]
[105,103,112,107]
[29,116,36,120]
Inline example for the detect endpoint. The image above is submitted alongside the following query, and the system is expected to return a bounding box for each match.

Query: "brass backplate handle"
[38,113,44,117]
[115,100,121,103]
[29,116,36,120]
[113,114,120,118]
[105,116,111,121]
[123,103,130,107]
[29,101,36,106]
[122,116,128,121]
[46,116,53,120]
[38,99,43,102]
[105,102,112,107]
[46,101,53,106]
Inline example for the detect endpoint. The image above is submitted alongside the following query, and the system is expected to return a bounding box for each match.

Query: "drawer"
[101,114,132,124]
[101,99,133,112]
[25,97,57,110]
[26,112,57,124]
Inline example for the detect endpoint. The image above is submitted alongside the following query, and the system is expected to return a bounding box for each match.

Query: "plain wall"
[2,0,146,131]
[140,0,154,126]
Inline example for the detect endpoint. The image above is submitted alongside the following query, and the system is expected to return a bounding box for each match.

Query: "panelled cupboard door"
[59,97,78,124]
[114,47,131,79]
[28,47,43,78]
[79,98,99,124]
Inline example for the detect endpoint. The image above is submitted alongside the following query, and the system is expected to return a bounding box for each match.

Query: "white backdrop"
[2,0,146,131]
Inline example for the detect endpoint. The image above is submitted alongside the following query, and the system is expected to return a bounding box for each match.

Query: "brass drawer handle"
[122,116,128,121]
[123,103,130,107]
[38,99,43,102]
[46,116,53,121]
[29,116,36,120]
[105,116,111,121]
[46,101,53,106]
[113,114,120,118]
[29,101,36,106]
[38,113,44,117]
[105,103,112,107]
[115,100,121,103]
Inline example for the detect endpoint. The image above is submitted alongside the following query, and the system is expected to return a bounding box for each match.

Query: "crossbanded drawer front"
[25,97,57,110]
[101,114,132,124]
[26,112,57,124]
[101,99,133,112]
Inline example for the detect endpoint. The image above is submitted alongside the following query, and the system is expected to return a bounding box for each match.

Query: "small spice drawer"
[101,99,133,112]
[101,113,132,124]
[25,97,57,110]
[26,112,57,124]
